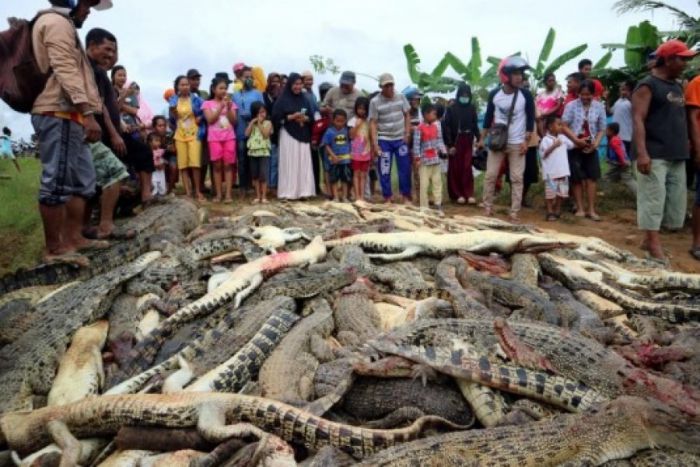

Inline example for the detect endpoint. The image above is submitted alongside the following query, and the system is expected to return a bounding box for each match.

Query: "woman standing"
[562,80,606,221]
[272,73,315,200]
[536,72,564,135]
[169,75,205,201]
[444,83,480,204]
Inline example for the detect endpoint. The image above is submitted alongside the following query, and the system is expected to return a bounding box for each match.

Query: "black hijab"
[444,82,479,145]
[272,72,312,143]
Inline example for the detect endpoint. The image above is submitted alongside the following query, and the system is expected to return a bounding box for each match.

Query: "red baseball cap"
[655,40,697,59]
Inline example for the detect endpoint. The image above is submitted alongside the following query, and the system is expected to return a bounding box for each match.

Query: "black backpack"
[0,13,54,113]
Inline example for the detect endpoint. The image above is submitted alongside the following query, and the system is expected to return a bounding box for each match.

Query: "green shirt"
[247,120,272,157]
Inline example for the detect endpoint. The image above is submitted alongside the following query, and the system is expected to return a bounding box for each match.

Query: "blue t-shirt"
[233,89,264,140]
[0,136,12,156]
[322,126,351,164]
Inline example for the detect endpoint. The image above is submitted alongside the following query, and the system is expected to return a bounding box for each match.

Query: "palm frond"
[613,1,697,30]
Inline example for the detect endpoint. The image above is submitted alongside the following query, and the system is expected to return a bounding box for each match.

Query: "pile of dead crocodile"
[1,198,699,467]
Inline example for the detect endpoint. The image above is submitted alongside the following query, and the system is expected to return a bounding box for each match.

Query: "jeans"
[377,139,411,199]
[268,143,279,189]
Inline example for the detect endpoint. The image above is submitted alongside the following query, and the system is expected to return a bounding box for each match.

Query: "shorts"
[122,133,155,173]
[31,114,96,205]
[208,139,236,165]
[322,150,332,173]
[175,139,202,169]
[250,156,270,181]
[330,163,353,184]
[0,149,15,160]
[89,141,129,189]
[568,149,601,182]
[637,159,687,231]
[544,175,569,200]
[351,159,371,172]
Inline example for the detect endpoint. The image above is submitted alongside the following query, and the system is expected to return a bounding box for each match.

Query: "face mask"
[244,78,254,89]
[458,97,471,105]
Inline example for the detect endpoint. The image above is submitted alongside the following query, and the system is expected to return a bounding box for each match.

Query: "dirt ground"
[205,193,698,274]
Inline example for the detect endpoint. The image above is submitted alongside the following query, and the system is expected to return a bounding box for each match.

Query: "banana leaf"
[543,44,588,76]
[624,25,643,69]
[638,20,661,49]
[403,44,424,87]
[430,54,452,80]
[445,52,470,81]
[593,51,614,71]
[468,37,483,82]
[537,28,556,76]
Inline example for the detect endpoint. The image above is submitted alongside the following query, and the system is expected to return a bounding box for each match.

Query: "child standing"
[246,102,273,204]
[605,122,637,196]
[322,109,353,202]
[311,110,331,199]
[203,77,238,203]
[413,104,447,215]
[0,127,20,173]
[148,133,167,197]
[539,115,573,221]
[349,97,371,202]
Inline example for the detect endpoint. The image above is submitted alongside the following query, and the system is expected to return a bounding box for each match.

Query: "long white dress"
[277,128,315,200]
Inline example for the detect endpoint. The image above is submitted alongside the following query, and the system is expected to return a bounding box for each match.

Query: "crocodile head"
[614,396,700,453]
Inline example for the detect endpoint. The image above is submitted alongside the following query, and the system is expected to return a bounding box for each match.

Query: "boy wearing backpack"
[28,0,112,266]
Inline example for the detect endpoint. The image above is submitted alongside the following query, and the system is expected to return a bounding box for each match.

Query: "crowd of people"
[19,0,700,267]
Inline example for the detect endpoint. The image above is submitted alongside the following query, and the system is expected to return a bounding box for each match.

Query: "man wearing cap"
[233,66,264,193]
[632,39,696,261]
[30,0,111,266]
[321,71,361,120]
[369,73,412,204]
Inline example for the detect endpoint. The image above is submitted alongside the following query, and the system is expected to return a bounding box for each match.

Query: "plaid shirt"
[413,121,447,166]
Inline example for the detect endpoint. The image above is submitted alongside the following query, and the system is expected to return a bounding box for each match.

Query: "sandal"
[690,247,700,261]
[42,251,90,268]
[84,226,136,241]
[76,239,110,252]
[546,214,558,222]
[586,213,602,222]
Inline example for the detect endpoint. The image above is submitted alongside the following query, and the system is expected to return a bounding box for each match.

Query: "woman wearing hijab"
[444,82,480,204]
[272,73,315,200]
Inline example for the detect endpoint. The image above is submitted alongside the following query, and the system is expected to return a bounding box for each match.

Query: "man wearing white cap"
[369,73,412,203]
[30,0,113,266]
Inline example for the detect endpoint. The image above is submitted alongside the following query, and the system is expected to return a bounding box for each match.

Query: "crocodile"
[0,198,198,295]
[462,269,562,325]
[510,253,546,297]
[325,230,576,261]
[0,251,161,414]
[246,267,357,306]
[182,309,300,392]
[333,278,382,346]
[109,237,327,381]
[367,318,700,416]
[187,231,266,263]
[434,256,492,318]
[251,225,310,252]
[0,393,465,461]
[539,253,700,323]
[369,337,608,413]
[358,396,700,466]
[47,320,109,407]
[595,259,700,293]
[541,280,610,341]
[107,296,296,395]
[259,298,336,404]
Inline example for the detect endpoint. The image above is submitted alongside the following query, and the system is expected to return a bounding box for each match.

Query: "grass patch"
[0,157,43,275]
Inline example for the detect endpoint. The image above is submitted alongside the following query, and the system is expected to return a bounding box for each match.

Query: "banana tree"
[600,20,662,78]
[613,0,700,46]
[530,28,588,84]
[442,37,499,107]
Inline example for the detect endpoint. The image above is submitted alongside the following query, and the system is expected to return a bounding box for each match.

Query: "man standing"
[301,71,319,118]
[611,80,635,157]
[479,56,535,222]
[321,71,361,119]
[632,39,696,261]
[369,73,412,204]
[684,67,700,261]
[84,27,132,240]
[31,0,111,266]
[578,58,604,99]
[233,66,264,194]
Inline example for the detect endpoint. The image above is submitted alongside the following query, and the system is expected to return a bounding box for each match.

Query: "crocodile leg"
[197,403,267,443]
[162,356,195,393]
[46,421,81,467]
[368,246,423,262]
[364,407,428,429]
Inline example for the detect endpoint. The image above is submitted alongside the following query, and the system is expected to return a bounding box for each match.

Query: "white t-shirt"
[612,98,633,142]
[492,89,528,144]
[539,133,573,179]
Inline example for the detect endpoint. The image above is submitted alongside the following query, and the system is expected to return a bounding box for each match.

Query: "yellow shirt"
[175,98,197,142]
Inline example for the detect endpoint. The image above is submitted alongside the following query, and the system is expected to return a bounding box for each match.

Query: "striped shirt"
[369,93,409,141]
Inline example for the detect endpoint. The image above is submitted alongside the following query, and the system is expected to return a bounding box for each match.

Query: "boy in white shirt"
[539,115,573,221]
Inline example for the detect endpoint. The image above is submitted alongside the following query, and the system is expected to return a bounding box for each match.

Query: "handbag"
[487,88,519,152]
[472,147,488,171]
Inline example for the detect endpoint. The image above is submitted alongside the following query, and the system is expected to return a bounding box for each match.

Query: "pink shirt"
[536,88,563,116]
[152,148,165,166]
[202,100,238,142]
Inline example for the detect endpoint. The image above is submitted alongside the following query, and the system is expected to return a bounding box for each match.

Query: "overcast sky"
[0,0,695,138]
